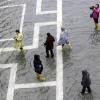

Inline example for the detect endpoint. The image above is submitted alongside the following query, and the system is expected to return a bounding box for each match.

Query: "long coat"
[81,71,91,87]
[44,35,55,50]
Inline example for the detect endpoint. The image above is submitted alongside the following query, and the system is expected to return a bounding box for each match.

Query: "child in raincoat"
[33,54,45,81]
[58,27,72,49]
[13,30,23,51]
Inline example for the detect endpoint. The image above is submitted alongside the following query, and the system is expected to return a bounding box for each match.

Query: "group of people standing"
[12,3,100,95]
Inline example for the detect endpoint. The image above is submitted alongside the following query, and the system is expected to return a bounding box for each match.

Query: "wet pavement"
[0,0,100,100]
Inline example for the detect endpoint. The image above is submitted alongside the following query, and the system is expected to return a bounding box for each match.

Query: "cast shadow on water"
[39,87,50,94]
[15,51,29,78]
[63,48,72,58]
[15,51,26,66]
[90,30,100,46]
[63,47,72,69]
[45,57,56,70]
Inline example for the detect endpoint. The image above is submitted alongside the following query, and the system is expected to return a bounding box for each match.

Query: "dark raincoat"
[81,70,91,87]
[33,55,43,74]
[44,35,55,50]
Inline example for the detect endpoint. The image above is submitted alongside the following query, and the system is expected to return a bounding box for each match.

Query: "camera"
[90,6,94,10]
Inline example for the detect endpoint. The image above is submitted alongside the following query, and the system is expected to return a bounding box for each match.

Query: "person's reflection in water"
[17,51,26,65]
[90,30,100,45]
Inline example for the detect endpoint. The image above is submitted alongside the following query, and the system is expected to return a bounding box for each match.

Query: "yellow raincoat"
[13,33,23,49]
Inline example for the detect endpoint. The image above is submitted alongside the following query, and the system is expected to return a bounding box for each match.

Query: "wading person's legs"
[93,18,99,29]
[46,48,49,58]
[50,49,54,58]
[87,86,91,93]
[81,86,86,94]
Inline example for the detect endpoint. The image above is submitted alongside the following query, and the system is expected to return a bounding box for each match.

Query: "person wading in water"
[90,4,100,30]
[13,30,24,52]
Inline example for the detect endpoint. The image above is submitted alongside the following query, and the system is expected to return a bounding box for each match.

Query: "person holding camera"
[90,4,100,30]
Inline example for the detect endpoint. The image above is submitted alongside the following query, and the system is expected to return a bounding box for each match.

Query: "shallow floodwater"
[0,0,100,100]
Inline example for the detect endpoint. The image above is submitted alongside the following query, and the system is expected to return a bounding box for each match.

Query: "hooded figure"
[81,70,91,95]
[44,33,55,58]
[34,55,43,74]
[13,30,23,51]
[59,28,68,45]
[33,54,45,81]
[58,27,72,49]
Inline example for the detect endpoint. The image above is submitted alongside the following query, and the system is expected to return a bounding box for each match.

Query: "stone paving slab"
[14,87,56,100]
[0,68,10,100]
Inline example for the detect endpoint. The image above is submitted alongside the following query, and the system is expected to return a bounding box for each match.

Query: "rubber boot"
[36,73,40,80]
[96,23,98,30]
[36,73,45,81]
[95,23,99,30]
[39,74,45,81]
[67,42,72,49]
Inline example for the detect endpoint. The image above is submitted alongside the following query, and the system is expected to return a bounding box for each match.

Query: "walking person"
[33,54,45,81]
[44,33,55,58]
[90,4,100,30]
[58,27,72,49]
[13,30,24,52]
[81,70,92,95]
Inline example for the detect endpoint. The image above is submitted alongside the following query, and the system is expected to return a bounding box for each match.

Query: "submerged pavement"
[0,0,100,100]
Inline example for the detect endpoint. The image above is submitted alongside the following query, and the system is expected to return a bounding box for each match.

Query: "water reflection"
[16,51,26,66]
[79,94,94,100]
[63,48,72,59]
[90,30,100,46]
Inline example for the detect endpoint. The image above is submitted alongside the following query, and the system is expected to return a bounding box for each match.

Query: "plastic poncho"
[58,30,68,45]
[13,33,23,49]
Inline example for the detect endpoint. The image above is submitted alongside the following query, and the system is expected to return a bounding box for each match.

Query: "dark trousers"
[93,18,98,24]
[46,48,54,57]
[81,85,91,94]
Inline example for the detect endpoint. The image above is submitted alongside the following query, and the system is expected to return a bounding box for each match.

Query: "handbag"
[90,13,93,18]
